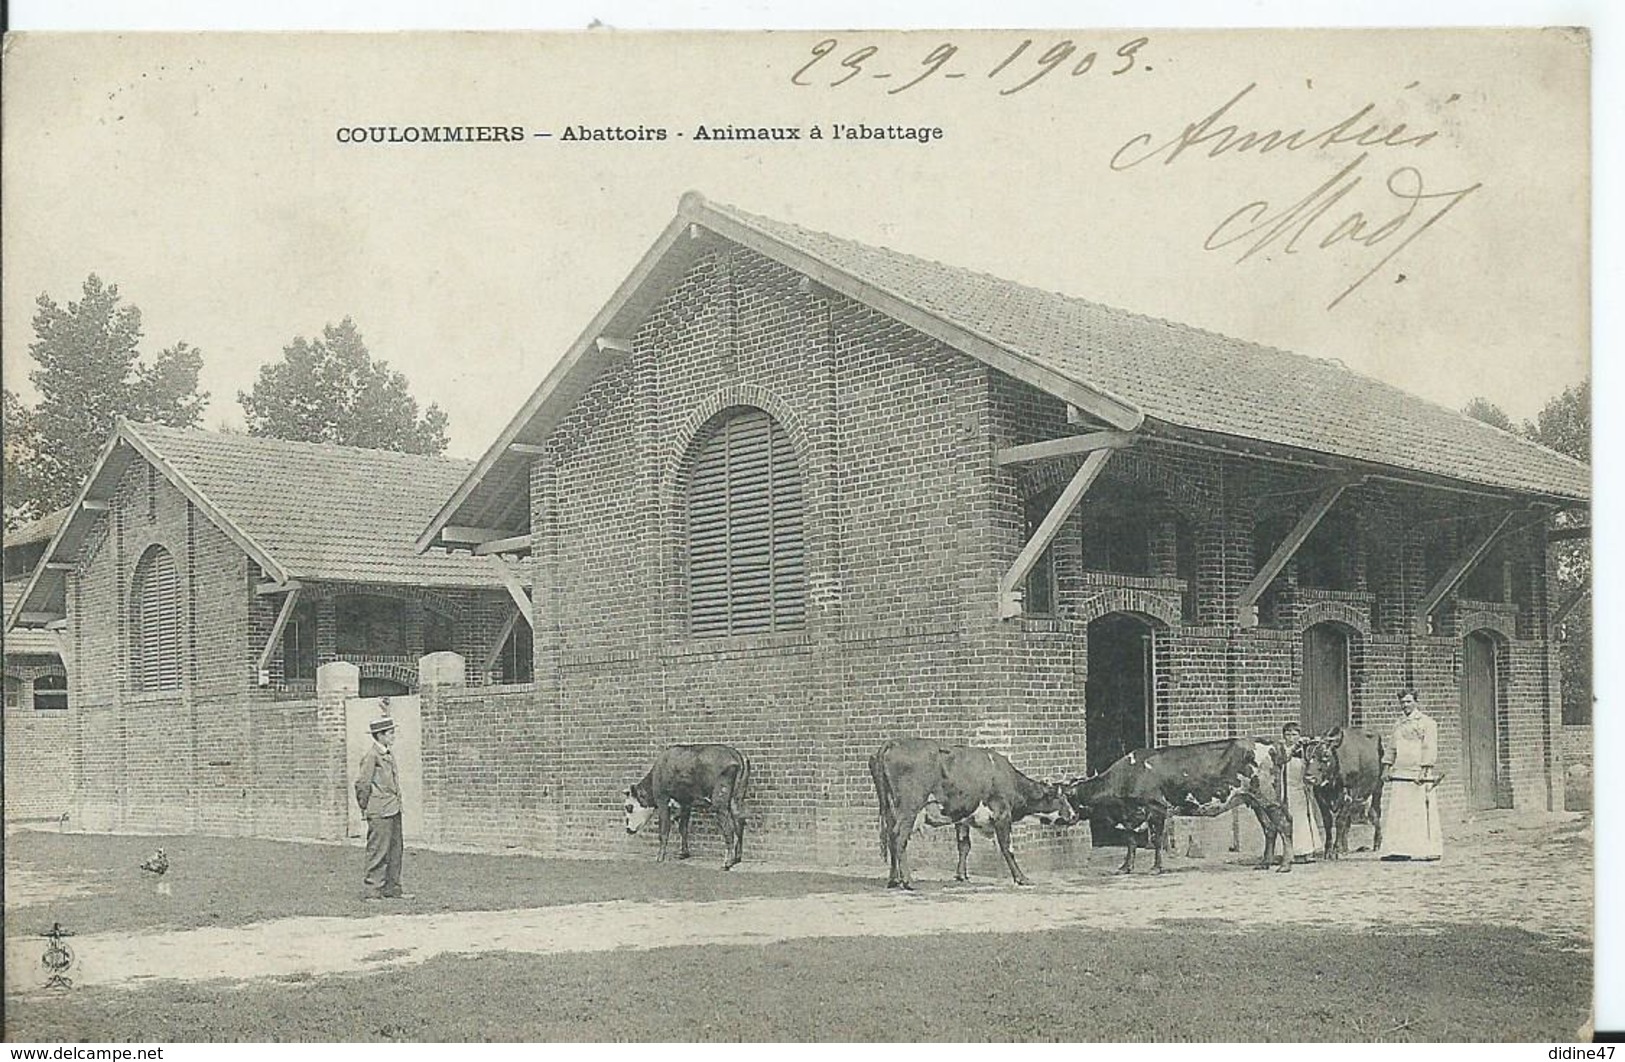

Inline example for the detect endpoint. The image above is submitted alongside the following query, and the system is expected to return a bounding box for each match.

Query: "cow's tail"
[870,747,892,857]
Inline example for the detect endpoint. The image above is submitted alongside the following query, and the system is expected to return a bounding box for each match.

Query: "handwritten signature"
[1112,83,1477,309]
[791,36,1152,96]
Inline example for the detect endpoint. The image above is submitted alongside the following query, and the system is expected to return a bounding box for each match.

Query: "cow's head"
[1301,729,1344,789]
[623,782,656,834]
[1032,782,1079,826]
[1060,776,1097,821]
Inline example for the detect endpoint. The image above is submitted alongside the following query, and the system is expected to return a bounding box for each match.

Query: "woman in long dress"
[1380,689,1444,861]
[1281,722,1324,862]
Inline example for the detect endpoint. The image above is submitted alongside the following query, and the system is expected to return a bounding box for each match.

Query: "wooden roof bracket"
[483,609,522,673]
[487,554,534,627]
[998,448,1116,618]
[1412,508,1525,636]
[256,585,303,680]
[1551,584,1590,628]
[1237,474,1366,628]
[994,430,1137,467]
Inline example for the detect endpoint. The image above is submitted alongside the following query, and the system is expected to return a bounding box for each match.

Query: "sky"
[1,25,1591,461]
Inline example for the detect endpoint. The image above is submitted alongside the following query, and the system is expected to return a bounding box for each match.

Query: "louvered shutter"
[133,547,183,691]
[688,409,806,636]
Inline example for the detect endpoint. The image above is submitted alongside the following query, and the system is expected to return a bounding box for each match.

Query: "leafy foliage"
[1461,396,1515,432]
[238,318,448,455]
[7,276,208,527]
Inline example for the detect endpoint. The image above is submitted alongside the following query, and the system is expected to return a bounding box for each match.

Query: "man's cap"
[369,717,396,736]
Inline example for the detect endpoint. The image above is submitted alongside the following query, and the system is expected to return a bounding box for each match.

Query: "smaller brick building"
[418,193,1588,872]
[5,422,532,832]
[4,509,73,821]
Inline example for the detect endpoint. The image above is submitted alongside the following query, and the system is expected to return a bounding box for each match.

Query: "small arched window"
[686,407,806,636]
[131,545,183,691]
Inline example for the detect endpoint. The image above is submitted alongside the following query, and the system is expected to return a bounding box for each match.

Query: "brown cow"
[1302,727,1385,859]
[1064,738,1293,874]
[623,744,750,869]
[870,738,1076,889]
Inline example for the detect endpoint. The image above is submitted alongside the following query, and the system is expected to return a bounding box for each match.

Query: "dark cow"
[623,744,750,869]
[1064,738,1293,874]
[1302,727,1385,859]
[869,738,1077,889]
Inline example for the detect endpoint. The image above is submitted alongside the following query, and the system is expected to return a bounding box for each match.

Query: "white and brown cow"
[1064,738,1293,874]
[624,744,750,869]
[869,738,1077,890]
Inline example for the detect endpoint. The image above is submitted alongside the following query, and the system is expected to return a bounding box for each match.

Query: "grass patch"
[4,923,1588,1042]
[3,832,870,937]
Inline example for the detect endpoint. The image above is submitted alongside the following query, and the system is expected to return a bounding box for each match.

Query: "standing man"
[1380,689,1443,861]
[356,715,410,899]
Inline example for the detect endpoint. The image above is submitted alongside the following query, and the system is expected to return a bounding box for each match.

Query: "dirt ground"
[4,809,1591,998]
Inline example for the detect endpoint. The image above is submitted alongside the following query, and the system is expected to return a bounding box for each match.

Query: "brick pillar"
[317,661,358,841]
[418,652,465,844]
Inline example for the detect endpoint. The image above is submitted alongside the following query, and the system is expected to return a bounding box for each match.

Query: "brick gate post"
[418,651,466,844]
[317,661,359,840]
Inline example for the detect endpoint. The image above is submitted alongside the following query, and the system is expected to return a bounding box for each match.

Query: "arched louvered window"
[131,545,183,691]
[687,407,806,636]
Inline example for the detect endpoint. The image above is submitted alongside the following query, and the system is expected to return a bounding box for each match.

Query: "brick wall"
[3,687,74,820]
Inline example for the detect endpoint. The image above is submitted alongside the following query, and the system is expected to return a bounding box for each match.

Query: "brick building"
[4,422,532,831]
[418,193,1589,870]
[4,509,73,821]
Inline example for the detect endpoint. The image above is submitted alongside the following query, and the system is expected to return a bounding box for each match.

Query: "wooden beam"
[995,431,1136,467]
[507,442,547,456]
[255,579,303,596]
[1413,510,1520,635]
[1547,525,1591,543]
[256,586,302,674]
[998,449,1115,618]
[15,611,64,627]
[1237,477,1363,627]
[1552,585,1590,627]
[440,525,513,546]
[487,555,533,627]
[80,499,109,512]
[473,533,533,557]
[483,609,521,672]
[594,336,633,356]
[43,562,74,572]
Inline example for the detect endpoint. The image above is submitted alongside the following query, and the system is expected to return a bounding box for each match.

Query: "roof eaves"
[5,430,123,631]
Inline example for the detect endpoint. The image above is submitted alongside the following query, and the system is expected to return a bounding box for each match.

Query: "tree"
[3,388,42,530]
[1462,396,1515,432]
[15,275,208,522]
[1525,379,1589,463]
[238,318,449,455]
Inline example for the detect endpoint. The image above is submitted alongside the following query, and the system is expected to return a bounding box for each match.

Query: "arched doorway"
[1301,622,1352,735]
[1461,630,1505,811]
[1085,612,1158,846]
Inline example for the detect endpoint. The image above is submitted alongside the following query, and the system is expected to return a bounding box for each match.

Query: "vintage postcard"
[1,27,1599,1043]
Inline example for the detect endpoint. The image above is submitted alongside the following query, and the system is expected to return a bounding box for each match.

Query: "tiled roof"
[2,579,60,656]
[5,509,68,549]
[129,424,503,588]
[704,200,1590,502]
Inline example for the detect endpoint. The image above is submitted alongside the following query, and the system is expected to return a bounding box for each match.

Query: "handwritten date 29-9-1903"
[791,37,1153,96]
